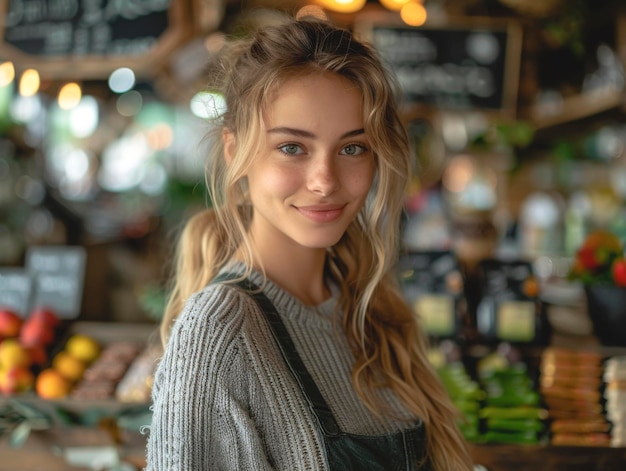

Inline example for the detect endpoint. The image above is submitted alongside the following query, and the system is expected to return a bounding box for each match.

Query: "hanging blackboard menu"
[25,245,86,319]
[355,13,521,113]
[0,0,194,79]
[0,268,34,317]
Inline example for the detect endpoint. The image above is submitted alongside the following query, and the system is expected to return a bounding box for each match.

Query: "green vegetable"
[486,418,544,432]
[479,429,539,445]
[485,391,540,407]
[480,406,548,420]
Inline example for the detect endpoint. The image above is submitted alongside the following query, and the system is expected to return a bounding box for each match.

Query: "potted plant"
[568,230,626,346]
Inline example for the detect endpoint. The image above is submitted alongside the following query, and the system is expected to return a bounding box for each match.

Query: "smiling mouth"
[296,204,346,223]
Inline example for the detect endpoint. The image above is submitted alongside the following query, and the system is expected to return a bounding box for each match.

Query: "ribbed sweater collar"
[220,262,340,329]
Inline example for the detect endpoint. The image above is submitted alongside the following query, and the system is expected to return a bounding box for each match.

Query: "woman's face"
[242,72,376,253]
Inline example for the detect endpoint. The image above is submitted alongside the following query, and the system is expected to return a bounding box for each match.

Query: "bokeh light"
[58,82,82,110]
[19,69,40,97]
[108,67,136,94]
[401,2,428,27]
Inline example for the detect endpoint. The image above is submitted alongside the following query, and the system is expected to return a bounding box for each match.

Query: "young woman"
[146,16,473,470]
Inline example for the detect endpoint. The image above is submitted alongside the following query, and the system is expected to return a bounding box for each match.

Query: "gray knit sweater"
[145,269,417,470]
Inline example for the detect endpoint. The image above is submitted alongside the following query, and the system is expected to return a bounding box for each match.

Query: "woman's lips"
[296,204,346,223]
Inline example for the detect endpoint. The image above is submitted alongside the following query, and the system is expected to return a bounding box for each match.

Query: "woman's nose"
[307,155,339,196]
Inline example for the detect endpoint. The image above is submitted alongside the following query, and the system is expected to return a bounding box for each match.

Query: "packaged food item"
[539,347,611,446]
[477,356,547,445]
[604,355,626,447]
[70,341,142,400]
[116,343,162,403]
[436,360,483,442]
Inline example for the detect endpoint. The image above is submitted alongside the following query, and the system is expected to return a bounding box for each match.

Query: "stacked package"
[478,361,546,445]
[604,355,626,447]
[437,361,483,442]
[71,341,142,400]
[540,347,611,446]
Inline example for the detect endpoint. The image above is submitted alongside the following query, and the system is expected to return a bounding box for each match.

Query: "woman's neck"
[233,243,330,307]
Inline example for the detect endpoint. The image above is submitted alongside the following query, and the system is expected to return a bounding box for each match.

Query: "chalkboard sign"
[355,14,521,112]
[25,245,86,319]
[0,268,34,317]
[0,0,193,79]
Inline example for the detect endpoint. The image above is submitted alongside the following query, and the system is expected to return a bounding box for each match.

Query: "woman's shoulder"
[176,281,258,333]
[161,282,263,369]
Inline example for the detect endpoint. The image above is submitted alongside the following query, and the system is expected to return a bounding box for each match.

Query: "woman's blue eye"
[341,144,368,156]
[279,143,303,155]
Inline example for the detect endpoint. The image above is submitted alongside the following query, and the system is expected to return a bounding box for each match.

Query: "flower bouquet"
[569,230,626,346]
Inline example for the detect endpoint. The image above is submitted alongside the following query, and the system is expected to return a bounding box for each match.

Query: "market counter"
[0,427,147,471]
[470,444,626,470]
[3,431,626,471]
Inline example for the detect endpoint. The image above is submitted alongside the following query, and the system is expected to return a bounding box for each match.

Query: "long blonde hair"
[162,17,472,470]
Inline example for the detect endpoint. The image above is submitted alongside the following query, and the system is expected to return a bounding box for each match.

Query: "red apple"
[0,309,23,338]
[26,345,48,366]
[19,316,54,347]
[613,258,626,287]
[29,307,60,329]
[0,365,34,395]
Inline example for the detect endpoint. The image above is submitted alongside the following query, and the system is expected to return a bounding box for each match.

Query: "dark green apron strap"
[213,273,342,436]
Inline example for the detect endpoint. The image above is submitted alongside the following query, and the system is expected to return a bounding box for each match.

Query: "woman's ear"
[223,128,236,165]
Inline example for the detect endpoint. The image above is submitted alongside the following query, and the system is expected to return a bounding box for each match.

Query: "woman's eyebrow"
[267,127,366,139]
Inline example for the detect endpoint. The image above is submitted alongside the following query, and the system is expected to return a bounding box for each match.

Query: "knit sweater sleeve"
[145,285,275,471]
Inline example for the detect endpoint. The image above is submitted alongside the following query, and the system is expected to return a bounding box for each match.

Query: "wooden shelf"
[525,88,624,130]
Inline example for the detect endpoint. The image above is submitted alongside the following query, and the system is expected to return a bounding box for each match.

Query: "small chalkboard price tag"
[476,259,549,344]
[25,246,87,319]
[398,250,465,339]
[0,268,34,317]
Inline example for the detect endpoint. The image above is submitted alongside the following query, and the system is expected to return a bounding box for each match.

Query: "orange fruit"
[35,368,72,399]
[65,335,100,364]
[52,351,87,383]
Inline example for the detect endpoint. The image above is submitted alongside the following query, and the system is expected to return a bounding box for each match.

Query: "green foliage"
[138,283,168,321]
[0,400,52,448]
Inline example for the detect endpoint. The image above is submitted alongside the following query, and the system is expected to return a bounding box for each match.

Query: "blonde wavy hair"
[161,17,472,470]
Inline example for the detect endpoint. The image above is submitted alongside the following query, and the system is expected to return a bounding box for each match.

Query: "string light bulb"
[401,1,428,26]
[0,61,15,87]
[19,68,40,97]
[58,82,82,110]
[379,0,412,11]
[316,0,366,14]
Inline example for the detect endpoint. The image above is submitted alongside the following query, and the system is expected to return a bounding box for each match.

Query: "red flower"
[613,258,626,287]
[576,246,601,270]
[569,230,624,286]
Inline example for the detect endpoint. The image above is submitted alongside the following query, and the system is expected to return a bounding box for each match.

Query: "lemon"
[52,351,86,383]
[0,339,31,369]
[65,334,100,364]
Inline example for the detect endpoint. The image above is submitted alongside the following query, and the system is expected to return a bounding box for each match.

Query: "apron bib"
[217,275,430,470]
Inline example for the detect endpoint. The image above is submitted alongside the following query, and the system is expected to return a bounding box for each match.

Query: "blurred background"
[2,1,626,469]
[0,0,624,329]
